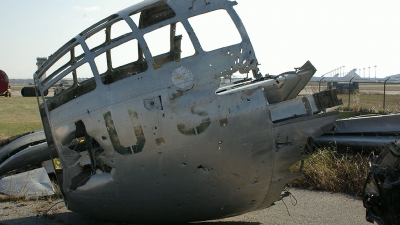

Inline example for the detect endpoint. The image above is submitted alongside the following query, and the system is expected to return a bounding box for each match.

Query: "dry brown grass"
[338,92,400,113]
[0,181,62,202]
[290,148,371,196]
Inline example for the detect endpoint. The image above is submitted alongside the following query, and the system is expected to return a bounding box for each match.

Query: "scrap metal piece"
[0,130,46,164]
[363,142,400,224]
[317,114,400,150]
[0,167,54,197]
[30,0,341,223]
[0,142,56,176]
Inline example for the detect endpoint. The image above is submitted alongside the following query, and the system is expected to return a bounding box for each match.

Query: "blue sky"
[0,0,399,79]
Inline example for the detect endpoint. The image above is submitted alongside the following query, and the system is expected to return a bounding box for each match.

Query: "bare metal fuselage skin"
[34,0,339,223]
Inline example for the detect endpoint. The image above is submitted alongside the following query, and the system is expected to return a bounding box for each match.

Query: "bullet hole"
[150,101,155,106]
[219,140,223,144]
[247,98,250,102]
[197,165,209,171]
[102,136,107,140]
[182,163,187,166]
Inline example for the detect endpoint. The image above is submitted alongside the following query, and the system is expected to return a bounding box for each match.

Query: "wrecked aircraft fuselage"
[32,0,341,223]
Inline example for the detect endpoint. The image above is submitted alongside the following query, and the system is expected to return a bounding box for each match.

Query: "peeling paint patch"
[172,67,193,90]
[103,111,132,155]
[177,123,196,136]
[196,117,211,135]
[177,117,211,136]
[128,110,146,154]
[169,91,184,102]
[219,118,228,127]
[155,138,165,146]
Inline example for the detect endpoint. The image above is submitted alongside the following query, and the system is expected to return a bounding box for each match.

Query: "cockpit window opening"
[42,52,71,88]
[95,38,148,85]
[143,21,195,69]
[129,12,141,27]
[110,19,132,40]
[85,27,107,52]
[188,9,242,52]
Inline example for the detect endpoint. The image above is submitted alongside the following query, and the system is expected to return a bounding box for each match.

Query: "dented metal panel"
[0,167,54,197]
[30,0,341,223]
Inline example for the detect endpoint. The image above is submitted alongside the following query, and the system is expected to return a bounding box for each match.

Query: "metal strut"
[189,0,211,9]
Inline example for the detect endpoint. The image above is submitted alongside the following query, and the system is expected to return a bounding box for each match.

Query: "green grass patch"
[0,97,42,139]
[290,148,371,196]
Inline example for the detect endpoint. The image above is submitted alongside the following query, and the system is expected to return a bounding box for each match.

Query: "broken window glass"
[188,9,242,52]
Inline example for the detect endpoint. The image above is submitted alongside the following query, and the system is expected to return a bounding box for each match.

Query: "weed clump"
[289,148,370,197]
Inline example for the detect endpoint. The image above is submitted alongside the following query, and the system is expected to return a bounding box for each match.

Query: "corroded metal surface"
[26,0,341,223]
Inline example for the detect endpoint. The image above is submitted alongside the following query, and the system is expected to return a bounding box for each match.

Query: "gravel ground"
[0,188,371,225]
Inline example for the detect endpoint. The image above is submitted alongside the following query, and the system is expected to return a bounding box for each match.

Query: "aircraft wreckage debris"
[0,0,344,223]
[363,142,400,224]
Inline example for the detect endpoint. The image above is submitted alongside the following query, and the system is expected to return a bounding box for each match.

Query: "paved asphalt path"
[0,188,371,225]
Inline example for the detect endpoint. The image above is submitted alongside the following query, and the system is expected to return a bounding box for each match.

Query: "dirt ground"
[0,188,371,225]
